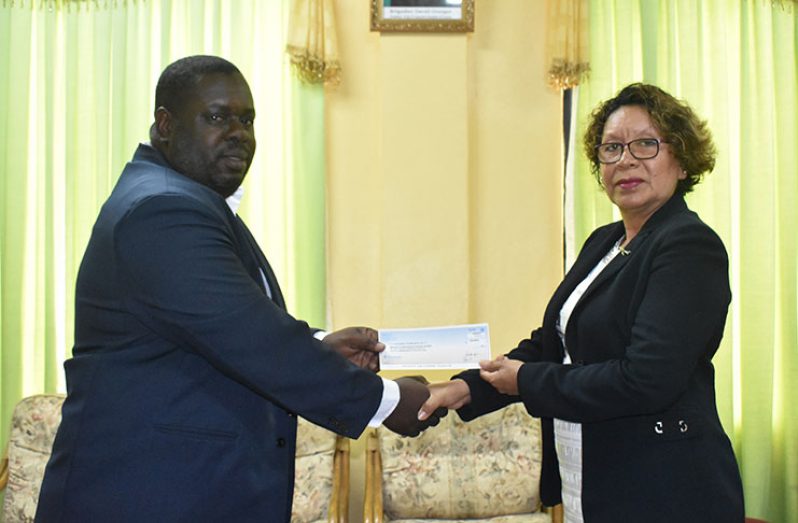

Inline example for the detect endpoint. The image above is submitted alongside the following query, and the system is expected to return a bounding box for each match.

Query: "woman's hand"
[417,379,471,421]
[479,355,523,395]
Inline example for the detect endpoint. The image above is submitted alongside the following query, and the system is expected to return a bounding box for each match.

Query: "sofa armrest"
[362,429,383,523]
[544,503,564,523]
[0,442,8,491]
[328,435,351,523]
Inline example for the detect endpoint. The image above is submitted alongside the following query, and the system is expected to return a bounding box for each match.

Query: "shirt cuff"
[313,330,328,341]
[368,378,400,427]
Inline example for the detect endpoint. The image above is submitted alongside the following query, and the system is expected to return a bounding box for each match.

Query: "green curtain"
[0,0,326,462]
[567,1,797,521]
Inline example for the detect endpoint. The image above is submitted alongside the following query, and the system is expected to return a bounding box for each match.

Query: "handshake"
[322,326,474,437]
[380,377,473,437]
[381,376,449,437]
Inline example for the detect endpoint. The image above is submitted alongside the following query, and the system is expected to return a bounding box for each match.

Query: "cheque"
[378,323,491,370]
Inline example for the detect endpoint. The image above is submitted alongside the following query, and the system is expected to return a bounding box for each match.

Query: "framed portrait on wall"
[370,0,475,33]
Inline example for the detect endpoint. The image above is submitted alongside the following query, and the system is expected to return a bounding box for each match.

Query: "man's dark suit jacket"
[35,144,383,522]
[456,195,744,522]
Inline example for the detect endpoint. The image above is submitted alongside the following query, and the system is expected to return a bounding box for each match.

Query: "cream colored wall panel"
[379,35,470,326]
[325,2,563,521]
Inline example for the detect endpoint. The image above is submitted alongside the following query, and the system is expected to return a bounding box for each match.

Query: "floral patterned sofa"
[293,414,351,523]
[0,395,64,523]
[363,402,562,523]
[0,394,349,523]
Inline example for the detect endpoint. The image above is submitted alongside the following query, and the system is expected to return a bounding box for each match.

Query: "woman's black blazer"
[457,195,744,522]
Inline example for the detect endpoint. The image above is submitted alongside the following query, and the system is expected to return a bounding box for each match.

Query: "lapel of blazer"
[546,222,624,324]
[131,144,289,311]
[563,195,689,332]
[575,235,634,307]
[234,216,287,310]
[538,223,623,361]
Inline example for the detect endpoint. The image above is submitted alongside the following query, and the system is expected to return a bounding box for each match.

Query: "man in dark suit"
[35,55,441,522]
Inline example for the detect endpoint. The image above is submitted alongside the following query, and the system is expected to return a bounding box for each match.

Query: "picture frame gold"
[370,0,475,33]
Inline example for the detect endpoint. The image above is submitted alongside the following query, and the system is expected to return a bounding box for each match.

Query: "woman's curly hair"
[582,83,717,195]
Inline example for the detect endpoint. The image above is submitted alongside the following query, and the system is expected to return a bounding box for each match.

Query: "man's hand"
[323,326,385,372]
[383,377,447,437]
[479,355,523,395]
[418,379,471,421]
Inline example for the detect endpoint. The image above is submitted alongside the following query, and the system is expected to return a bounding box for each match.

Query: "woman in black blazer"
[421,83,744,522]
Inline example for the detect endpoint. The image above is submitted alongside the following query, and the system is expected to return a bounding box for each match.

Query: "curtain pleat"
[546,0,590,89]
[286,0,341,85]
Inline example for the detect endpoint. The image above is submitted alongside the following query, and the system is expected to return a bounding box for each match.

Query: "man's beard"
[167,138,246,198]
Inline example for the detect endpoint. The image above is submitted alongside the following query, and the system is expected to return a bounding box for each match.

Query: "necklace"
[616,235,631,256]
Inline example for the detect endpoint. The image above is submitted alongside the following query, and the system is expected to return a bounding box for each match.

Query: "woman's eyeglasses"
[595,138,669,164]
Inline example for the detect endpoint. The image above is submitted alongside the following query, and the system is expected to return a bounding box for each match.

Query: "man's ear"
[153,106,173,143]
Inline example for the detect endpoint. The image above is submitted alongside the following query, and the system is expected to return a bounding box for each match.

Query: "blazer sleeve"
[112,194,382,437]
[455,327,544,421]
[515,220,731,423]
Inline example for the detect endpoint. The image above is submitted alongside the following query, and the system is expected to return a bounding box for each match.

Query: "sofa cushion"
[379,402,543,520]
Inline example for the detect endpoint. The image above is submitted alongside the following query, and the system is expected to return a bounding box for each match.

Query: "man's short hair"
[155,55,241,114]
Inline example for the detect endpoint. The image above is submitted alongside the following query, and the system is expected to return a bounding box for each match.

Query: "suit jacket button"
[277,437,287,447]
